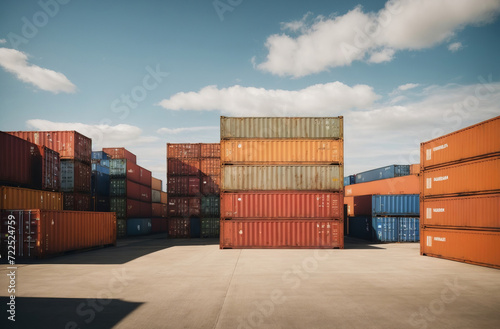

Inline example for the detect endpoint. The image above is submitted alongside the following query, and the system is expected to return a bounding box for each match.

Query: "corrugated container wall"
[63,192,91,211]
[109,159,141,184]
[38,146,61,191]
[92,151,110,160]
[355,165,410,184]
[200,143,220,158]
[201,218,220,238]
[220,117,343,139]
[167,158,201,176]
[200,158,221,176]
[126,218,152,236]
[344,175,419,196]
[167,143,201,158]
[371,194,419,217]
[168,218,190,238]
[167,176,200,195]
[61,160,91,192]
[102,147,137,164]
[201,175,220,195]
[0,186,63,210]
[201,195,220,217]
[152,177,162,191]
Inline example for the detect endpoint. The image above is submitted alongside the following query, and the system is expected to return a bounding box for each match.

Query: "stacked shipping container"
[219,117,344,249]
[91,151,111,212]
[420,116,500,269]
[151,177,168,234]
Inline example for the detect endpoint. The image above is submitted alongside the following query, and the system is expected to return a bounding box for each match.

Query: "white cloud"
[0,48,76,94]
[158,82,380,116]
[398,83,420,91]
[157,126,219,135]
[257,0,500,77]
[448,42,463,52]
[0,39,6,44]
[280,12,313,33]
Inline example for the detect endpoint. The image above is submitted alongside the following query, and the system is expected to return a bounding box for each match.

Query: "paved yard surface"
[1,235,499,329]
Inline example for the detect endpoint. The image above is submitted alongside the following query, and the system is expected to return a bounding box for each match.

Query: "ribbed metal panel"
[355,165,410,183]
[221,165,342,191]
[220,117,343,139]
[372,194,420,217]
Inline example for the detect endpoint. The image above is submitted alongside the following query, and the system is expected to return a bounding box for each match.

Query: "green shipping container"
[201,196,220,216]
[201,218,220,238]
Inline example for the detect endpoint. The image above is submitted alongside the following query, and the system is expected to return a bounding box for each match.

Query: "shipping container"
[421,115,500,170]
[220,117,343,139]
[348,216,372,241]
[0,131,41,189]
[92,151,110,160]
[161,203,168,218]
[344,175,419,196]
[139,166,152,187]
[410,164,420,175]
[371,217,420,243]
[110,178,151,202]
[222,165,342,191]
[190,217,201,238]
[167,158,201,176]
[109,159,141,183]
[344,175,355,186]
[345,195,372,217]
[201,175,220,195]
[421,194,500,229]
[110,198,152,219]
[220,219,344,249]
[201,195,220,217]
[63,192,91,211]
[92,159,110,168]
[126,218,152,236]
[91,171,110,196]
[167,143,201,158]
[344,196,354,217]
[167,176,201,195]
[93,196,110,212]
[421,228,500,269]
[200,158,221,176]
[102,147,137,164]
[372,194,420,217]
[152,203,162,217]
[92,163,110,175]
[221,192,342,219]
[167,197,201,217]
[152,190,161,203]
[117,219,127,238]
[0,209,116,258]
[221,140,343,164]
[38,145,60,191]
[8,131,92,163]
[151,217,168,234]
[201,218,220,238]
[399,217,420,242]
[421,156,500,198]
[168,218,190,238]
[355,165,410,184]
[61,160,91,192]
[161,191,168,204]
[0,186,63,210]
[152,177,162,191]
[200,143,220,158]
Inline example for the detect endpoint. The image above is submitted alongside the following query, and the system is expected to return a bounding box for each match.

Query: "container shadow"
[344,237,387,249]
[0,296,142,329]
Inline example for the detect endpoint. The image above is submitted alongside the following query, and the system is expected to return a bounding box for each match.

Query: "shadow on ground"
[344,237,387,249]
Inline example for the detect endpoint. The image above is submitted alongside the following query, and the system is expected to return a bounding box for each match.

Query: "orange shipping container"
[200,158,221,176]
[200,143,220,158]
[420,194,500,229]
[0,209,116,259]
[344,175,419,197]
[421,228,500,269]
[152,177,162,191]
[160,191,168,204]
[410,164,420,175]
[421,156,500,198]
[420,115,500,170]
[0,186,63,210]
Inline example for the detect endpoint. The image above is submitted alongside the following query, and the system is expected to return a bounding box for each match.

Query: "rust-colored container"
[0,209,116,259]
[167,158,201,176]
[161,191,168,204]
[151,218,168,234]
[344,175,419,196]
[220,219,344,249]
[63,192,91,211]
[421,228,500,269]
[168,218,190,238]
[201,175,220,195]
[139,166,152,187]
[152,203,163,217]
[421,194,500,229]
[410,164,420,175]
[201,143,220,158]
[38,145,61,191]
[221,192,343,219]
[167,143,201,158]
[161,203,168,218]
[110,178,151,202]
[102,147,137,164]
[421,115,500,170]
[167,197,201,217]
[221,139,343,164]
[152,177,162,191]
[167,176,200,195]
[0,186,63,210]
[422,156,500,198]
[0,131,41,189]
[61,160,91,193]
[8,131,92,164]
[200,158,221,176]
[344,195,372,216]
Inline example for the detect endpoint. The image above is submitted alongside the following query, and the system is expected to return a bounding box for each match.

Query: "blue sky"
[1,0,500,182]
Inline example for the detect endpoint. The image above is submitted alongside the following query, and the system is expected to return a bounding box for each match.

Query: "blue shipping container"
[343,175,356,186]
[92,163,110,175]
[190,217,201,238]
[92,171,110,196]
[355,165,410,184]
[372,217,398,242]
[92,151,110,160]
[371,194,419,217]
[126,218,152,236]
[348,216,372,240]
[398,217,420,242]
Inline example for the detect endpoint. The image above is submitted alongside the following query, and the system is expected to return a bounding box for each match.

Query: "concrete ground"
[1,235,499,329]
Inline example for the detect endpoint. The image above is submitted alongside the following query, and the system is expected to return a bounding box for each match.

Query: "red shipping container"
[201,175,220,195]
[0,131,41,189]
[421,156,500,198]
[167,176,200,195]
[167,143,201,158]
[420,115,500,170]
[221,192,343,219]
[8,131,92,164]
[102,147,137,164]
[344,195,372,217]
[139,166,152,187]
[123,199,152,218]
[167,158,201,176]
[38,145,61,191]
[344,175,419,197]
[0,209,116,259]
[220,219,344,249]
[151,218,168,234]
[201,143,220,158]
[140,184,151,202]
[152,203,163,217]
[421,228,500,269]
[200,158,221,176]
[167,197,201,217]
[63,192,91,211]
[168,218,190,238]
[61,160,91,193]
[421,194,500,229]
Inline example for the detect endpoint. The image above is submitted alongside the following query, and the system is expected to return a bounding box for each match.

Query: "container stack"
[105,147,153,238]
[219,117,344,249]
[200,144,221,238]
[420,116,500,269]
[151,177,168,234]
[91,151,111,212]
